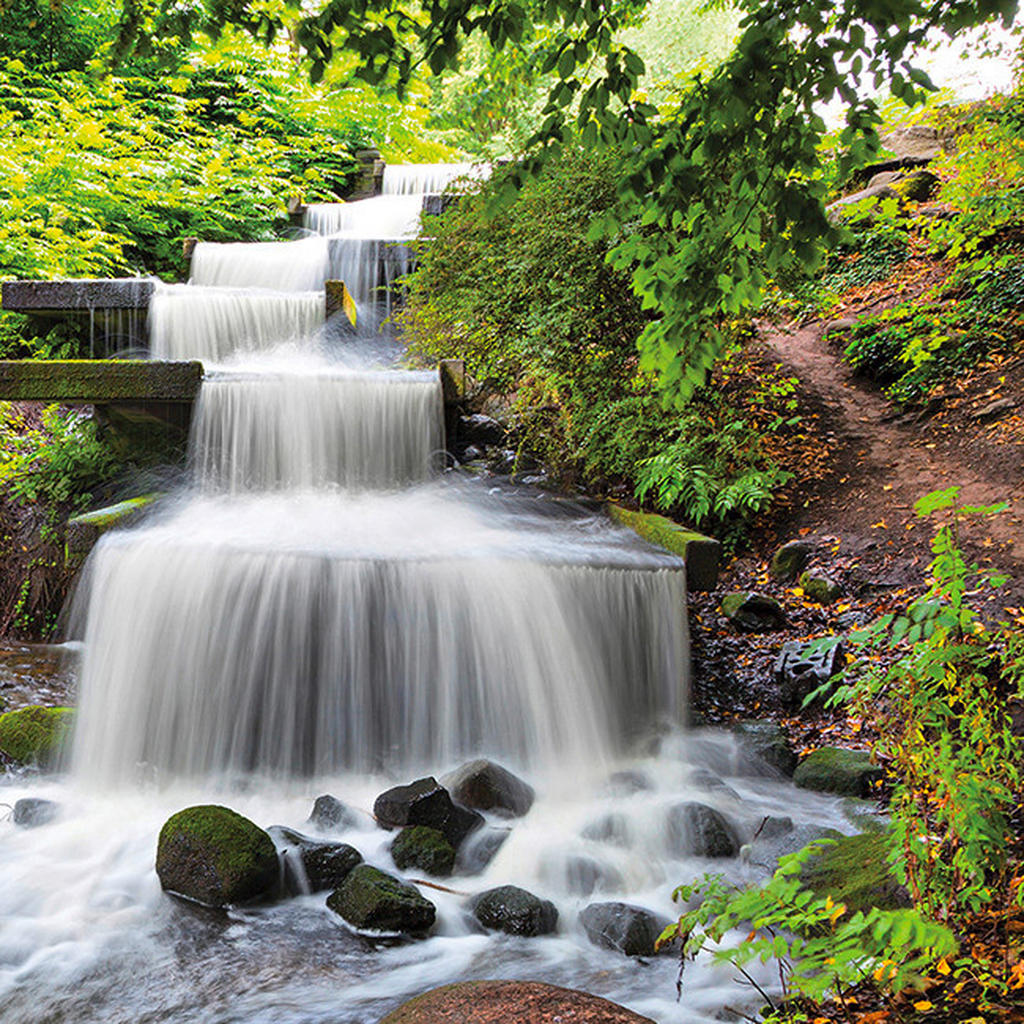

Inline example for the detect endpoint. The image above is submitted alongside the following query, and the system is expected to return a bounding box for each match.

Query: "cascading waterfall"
[381,161,488,195]
[190,237,330,291]
[303,194,424,237]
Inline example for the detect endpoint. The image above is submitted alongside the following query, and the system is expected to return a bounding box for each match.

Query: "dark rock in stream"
[156,805,279,908]
[306,794,358,832]
[441,759,535,817]
[666,802,740,858]
[742,818,843,874]
[328,864,436,935]
[472,884,558,936]
[604,769,653,795]
[267,826,363,893]
[373,777,483,848]
[579,902,673,957]
[581,812,630,847]
[391,826,455,877]
[379,980,655,1024]
[455,825,510,875]
[731,719,798,776]
[12,797,59,827]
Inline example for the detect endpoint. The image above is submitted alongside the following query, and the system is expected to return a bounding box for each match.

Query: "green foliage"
[823,488,1022,923]
[666,843,955,1017]
[0,0,117,71]
[0,404,124,524]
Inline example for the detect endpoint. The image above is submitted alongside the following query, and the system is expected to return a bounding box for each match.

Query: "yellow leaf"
[936,957,950,975]
[913,1001,933,1012]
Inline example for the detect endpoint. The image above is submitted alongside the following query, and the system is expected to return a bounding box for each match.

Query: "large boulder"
[155,805,279,907]
[267,826,362,893]
[579,902,672,957]
[379,980,655,1024]
[666,802,740,858]
[327,864,436,934]
[441,759,534,818]
[306,794,358,832]
[720,593,786,633]
[374,777,483,848]
[0,706,74,767]
[472,884,558,936]
[793,747,883,797]
[391,826,456,877]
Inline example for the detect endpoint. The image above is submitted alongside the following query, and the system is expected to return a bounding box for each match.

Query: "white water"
[382,162,489,195]
[190,237,330,292]
[303,194,424,238]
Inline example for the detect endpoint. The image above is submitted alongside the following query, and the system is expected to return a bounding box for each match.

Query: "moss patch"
[391,825,456,877]
[327,864,436,933]
[793,746,883,797]
[0,705,74,766]
[802,832,909,914]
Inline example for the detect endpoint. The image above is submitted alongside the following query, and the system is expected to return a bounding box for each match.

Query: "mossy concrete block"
[2,278,155,311]
[327,864,436,934]
[65,495,159,567]
[608,504,720,591]
[802,832,909,913]
[794,747,883,798]
[155,804,279,908]
[0,360,203,403]
[0,705,74,767]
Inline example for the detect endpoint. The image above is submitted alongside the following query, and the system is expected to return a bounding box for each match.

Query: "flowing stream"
[0,173,867,1024]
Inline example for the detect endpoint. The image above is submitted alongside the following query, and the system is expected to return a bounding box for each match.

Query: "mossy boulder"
[327,864,436,934]
[771,540,813,581]
[802,832,910,913]
[720,592,786,632]
[472,884,558,936]
[799,571,842,604]
[391,825,456,877]
[793,747,883,797]
[0,706,74,767]
[155,805,280,908]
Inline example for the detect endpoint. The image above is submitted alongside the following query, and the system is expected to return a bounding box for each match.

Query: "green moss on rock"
[802,832,909,913]
[327,864,436,934]
[391,825,456,877]
[793,747,883,797]
[0,705,74,766]
[799,570,842,604]
[155,804,279,907]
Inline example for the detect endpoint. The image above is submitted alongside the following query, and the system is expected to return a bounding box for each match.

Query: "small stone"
[472,884,558,937]
[156,805,279,908]
[793,747,883,797]
[12,798,59,827]
[306,794,357,832]
[267,826,362,893]
[799,570,842,604]
[771,540,813,581]
[972,397,1015,422]
[373,777,483,848]
[441,759,534,818]
[391,825,456,877]
[720,592,786,633]
[327,864,436,934]
[604,769,653,795]
[667,802,739,858]
[579,902,672,957]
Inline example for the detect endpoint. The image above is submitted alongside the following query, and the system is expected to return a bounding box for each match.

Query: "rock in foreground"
[472,884,558,936]
[793,747,882,797]
[379,980,655,1023]
[666,802,740,858]
[328,864,436,934]
[579,902,671,957]
[156,804,279,907]
[267,825,362,893]
[391,825,456,877]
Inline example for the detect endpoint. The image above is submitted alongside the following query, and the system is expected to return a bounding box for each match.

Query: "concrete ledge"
[66,495,159,566]
[2,279,155,312]
[0,360,203,403]
[608,505,721,592]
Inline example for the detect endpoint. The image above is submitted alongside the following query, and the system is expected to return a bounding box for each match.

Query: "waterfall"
[382,162,488,195]
[190,237,330,291]
[303,194,424,238]
[190,367,444,491]
[149,285,324,362]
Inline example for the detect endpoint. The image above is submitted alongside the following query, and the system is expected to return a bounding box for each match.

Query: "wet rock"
[472,884,558,936]
[379,980,655,1024]
[742,819,844,873]
[0,705,74,767]
[460,413,506,447]
[267,826,362,893]
[306,794,358,832]
[156,805,279,908]
[667,802,740,859]
[391,826,456,877]
[793,747,882,798]
[605,769,653,795]
[12,797,59,827]
[731,720,797,776]
[328,864,436,935]
[581,812,630,847]
[441,759,534,818]
[774,638,844,710]
[373,777,483,848]
[579,902,672,957]
[799,570,842,604]
[554,854,623,897]
[455,826,511,875]
[689,769,741,799]
[770,540,813,581]
[720,592,786,633]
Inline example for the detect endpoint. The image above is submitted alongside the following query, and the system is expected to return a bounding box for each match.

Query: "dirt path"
[757,316,1024,582]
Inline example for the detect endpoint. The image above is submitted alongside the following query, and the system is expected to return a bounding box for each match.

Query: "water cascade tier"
[381,162,488,195]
